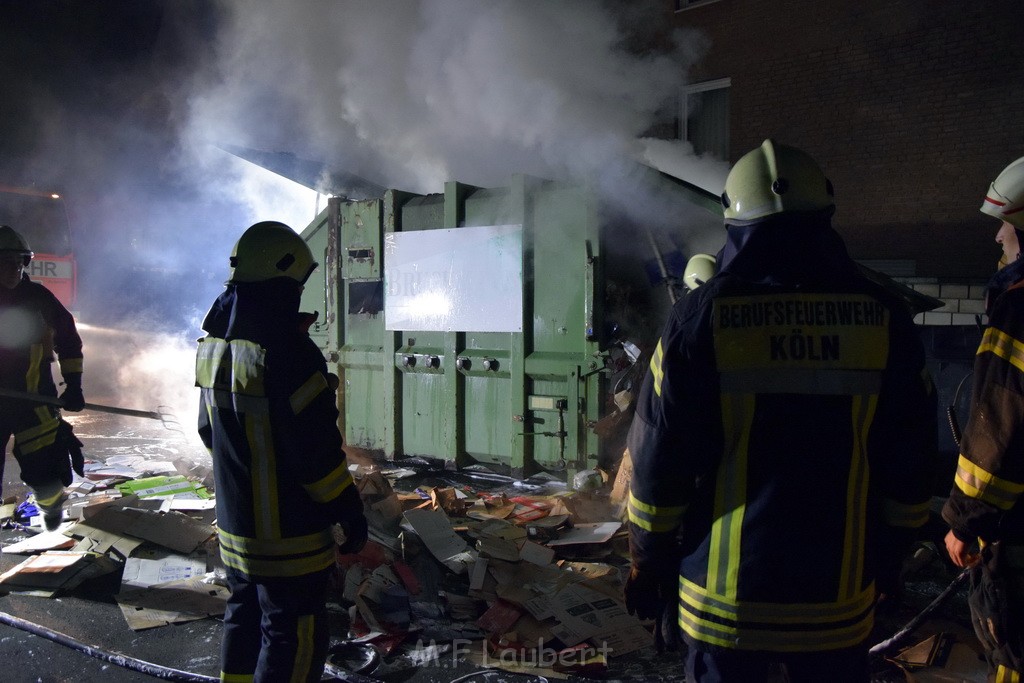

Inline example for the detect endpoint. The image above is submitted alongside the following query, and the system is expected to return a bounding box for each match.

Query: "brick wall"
[672,0,1024,279]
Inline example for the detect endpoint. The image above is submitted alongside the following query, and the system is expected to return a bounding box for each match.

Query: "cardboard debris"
[115,578,229,630]
[68,505,215,554]
[545,521,621,546]
[402,508,473,574]
[0,550,119,596]
[121,549,208,588]
[358,472,404,530]
[525,583,650,655]
[891,635,989,682]
[1,529,76,554]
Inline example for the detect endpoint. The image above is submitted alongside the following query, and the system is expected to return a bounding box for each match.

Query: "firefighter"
[0,224,84,530]
[196,221,368,682]
[942,156,1024,682]
[623,140,936,682]
[683,253,717,291]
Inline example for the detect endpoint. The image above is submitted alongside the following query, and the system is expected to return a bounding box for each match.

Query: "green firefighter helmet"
[683,253,716,290]
[981,155,1024,228]
[228,221,318,284]
[721,139,834,225]
[0,225,33,265]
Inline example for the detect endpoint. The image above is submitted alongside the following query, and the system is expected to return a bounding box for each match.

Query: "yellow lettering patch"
[714,294,889,372]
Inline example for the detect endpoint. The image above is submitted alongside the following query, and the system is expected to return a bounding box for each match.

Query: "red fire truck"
[0,185,77,310]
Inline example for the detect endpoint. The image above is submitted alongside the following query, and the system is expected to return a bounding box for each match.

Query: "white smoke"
[183,0,718,212]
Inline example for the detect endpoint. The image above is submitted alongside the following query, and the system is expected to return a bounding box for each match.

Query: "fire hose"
[868,565,973,657]
[0,608,385,682]
[0,609,217,682]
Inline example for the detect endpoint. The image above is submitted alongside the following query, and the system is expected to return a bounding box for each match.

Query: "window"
[681,78,730,160]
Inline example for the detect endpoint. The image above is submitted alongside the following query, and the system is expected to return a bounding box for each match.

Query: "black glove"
[60,376,85,412]
[337,514,368,555]
[624,565,676,620]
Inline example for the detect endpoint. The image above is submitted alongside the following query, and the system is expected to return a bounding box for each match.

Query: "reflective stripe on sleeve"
[304,462,354,503]
[290,373,328,415]
[627,491,685,532]
[977,326,1024,373]
[59,358,83,374]
[650,339,665,397]
[954,454,1024,511]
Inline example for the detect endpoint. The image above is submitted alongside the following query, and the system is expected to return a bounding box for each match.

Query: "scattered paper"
[403,508,473,574]
[545,522,621,546]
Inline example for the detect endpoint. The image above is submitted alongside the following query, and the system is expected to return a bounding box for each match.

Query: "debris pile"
[0,452,992,681]
[0,450,655,678]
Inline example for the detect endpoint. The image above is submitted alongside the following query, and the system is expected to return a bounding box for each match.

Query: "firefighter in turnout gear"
[623,141,936,682]
[196,221,367,682]
[0,225,84,530]
[942,156,1024,683]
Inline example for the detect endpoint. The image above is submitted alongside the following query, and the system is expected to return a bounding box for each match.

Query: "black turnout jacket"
[196,279,363,578]
[627,215,936,653]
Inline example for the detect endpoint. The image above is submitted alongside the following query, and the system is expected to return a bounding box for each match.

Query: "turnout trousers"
[0,399,72,492]
[968,544,1024,683]
[221,566,331,683]
[683,636,870,683]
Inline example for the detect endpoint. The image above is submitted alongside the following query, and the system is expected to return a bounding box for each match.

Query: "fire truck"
[0,185,77,310]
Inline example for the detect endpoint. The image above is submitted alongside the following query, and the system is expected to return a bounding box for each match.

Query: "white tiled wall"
[904,279,988,326]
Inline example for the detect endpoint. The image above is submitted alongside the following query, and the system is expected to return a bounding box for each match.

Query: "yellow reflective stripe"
[996,664,1022,683]
[229,340,266,396]
[955,454,1024,511]
[26,344,44,393]
[650,339,665,397]
[680,577,875,623]
[59,359,83,374]
[291,614,315,683]
[709,392,751,599]
[678,603,873,652]
[679,576,875,651]
[220,673,254,683]
[219,528,333,555]
[246,411,281,538]
[304,462,354,503]
[839,394,875,600]
[195,338,266,396]
[14,412,59,454]
[195,338,228,388]
[219,545,335,577]
[290,373,328,415]
[627,491,686,532]
[882,498,930,528]
[36,489,64,506]
[978,326,1024,372]
[14,412,59,441]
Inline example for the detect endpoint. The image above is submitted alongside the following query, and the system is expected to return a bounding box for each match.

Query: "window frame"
[680,77,731,159]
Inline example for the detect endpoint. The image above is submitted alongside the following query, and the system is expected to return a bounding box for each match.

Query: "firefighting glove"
[59,376,85,412]
[337,514,369,555]
[58,420,86,477]
[624,565,676,621]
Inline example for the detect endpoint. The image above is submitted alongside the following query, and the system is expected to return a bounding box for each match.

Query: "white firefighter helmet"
[228,221,318,285]
[721,139,834,225]
[981,156,1024,228]
[683,253,716,290]
[0,225,33,265]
